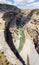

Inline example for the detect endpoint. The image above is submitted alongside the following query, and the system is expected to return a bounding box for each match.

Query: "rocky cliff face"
[0,4,39,65]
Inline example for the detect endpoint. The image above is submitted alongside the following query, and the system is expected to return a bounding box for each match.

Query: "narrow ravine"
[2,12,26,65]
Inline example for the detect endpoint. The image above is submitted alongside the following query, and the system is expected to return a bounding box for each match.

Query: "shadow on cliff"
[2,11,26,65]
[2,9,39,65]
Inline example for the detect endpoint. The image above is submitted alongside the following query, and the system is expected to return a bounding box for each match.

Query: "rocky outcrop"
[0,3,20,12]
[0,3,39,65]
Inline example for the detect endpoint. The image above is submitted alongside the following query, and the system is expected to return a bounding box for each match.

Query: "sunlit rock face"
[26,10,39,54]
[0,3,39,65]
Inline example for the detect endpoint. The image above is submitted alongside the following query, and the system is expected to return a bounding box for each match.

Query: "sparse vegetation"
[0,52,13,65]
[36,10,39,15]
[0,3,39,65]
[14,29,19,35]
[18,30,25,52]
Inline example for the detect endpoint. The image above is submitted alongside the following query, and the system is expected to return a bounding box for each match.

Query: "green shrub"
[18,30,25,52]
[14,29,18,35]
[36,11,39,15]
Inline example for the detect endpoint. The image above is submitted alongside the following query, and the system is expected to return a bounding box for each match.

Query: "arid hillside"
[0,4,39,65]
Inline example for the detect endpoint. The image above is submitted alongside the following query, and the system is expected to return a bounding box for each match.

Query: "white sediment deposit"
[20,37,39,65]
[0,8,39,65]
[0,28,39,65]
